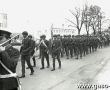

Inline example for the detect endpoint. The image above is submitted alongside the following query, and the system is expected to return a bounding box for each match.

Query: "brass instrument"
[0,33,21,90]
[0,34,20,47]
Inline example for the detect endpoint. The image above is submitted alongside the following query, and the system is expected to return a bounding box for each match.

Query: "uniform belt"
[0,73,17,78]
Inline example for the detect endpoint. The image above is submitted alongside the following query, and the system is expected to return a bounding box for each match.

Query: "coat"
[52,39,62,54]
[20,37,33,55]
[0,46,20,90]
[40,39,49,53]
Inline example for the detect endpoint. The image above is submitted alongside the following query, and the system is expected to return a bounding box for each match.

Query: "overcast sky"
[0,0,110,38]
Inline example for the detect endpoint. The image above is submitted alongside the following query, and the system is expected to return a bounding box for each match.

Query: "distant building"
[0,13,7,30]
[0,13,11,38]
[52,28,74,36]
[51,25,75,36]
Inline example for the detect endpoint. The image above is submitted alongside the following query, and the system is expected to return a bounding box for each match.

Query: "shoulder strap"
[0,60,13,74]
[0,60,21,90]
[42,40,48,48]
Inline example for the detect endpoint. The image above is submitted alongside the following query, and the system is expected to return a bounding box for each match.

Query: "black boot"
[19,75,25,78]
[51,68,55,71]
[40,67,45,70]
[33,56,36,67]
[30,70,34,75]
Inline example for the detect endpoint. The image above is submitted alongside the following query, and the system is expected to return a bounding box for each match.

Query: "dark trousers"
[52,52,61,69]
[83,45,88,56]
[21,55,34,76]
[65,46,68,56]
[32,56,36,66]
[66,47,73,58]
[41,52,50,68]
[89,45,92,53]
[39,48,41,58]
[75,47,79,59]
[60,48,64,57]
[79,46,83,58]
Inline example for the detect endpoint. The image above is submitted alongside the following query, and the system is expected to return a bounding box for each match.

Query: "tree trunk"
[78,29,80,35]
[92,26,96,35]
[87,31,89,36]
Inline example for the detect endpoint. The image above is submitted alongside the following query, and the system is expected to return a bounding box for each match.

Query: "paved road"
[16,46,110,90]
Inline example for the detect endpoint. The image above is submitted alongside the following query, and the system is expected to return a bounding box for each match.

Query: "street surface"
[16,46,110,90]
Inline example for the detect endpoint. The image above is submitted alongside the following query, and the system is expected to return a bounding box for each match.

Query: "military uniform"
[0,45,20,90]
[78,36,83,58]
[31,40,36,67]
[71,36,76,57]
[58,36,63,57]
[61,36,66,57]
[63,36,68,57]
[28,35,36,67]
[66,35,73,59]
[40,35,50,69]
[51,35,62,71]
[83,36,89,56]
[20,31,34,78]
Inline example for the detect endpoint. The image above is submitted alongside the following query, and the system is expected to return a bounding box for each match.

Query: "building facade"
[0,13,7,30]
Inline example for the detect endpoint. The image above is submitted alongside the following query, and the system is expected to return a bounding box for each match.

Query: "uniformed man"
[28,35,36,67]
[83,35,88,56]
[51,35,62,71]
[57,35,63,58]
[0,35,20,90]
[38,37,42,59]
[61,35,66,57]
[60,35,64,57]
[20,31,34,78]
[74,35,82,59]
[63,35,68,57]
[39,35,50,69]
[71,35,76,57]
[66,35,73,59]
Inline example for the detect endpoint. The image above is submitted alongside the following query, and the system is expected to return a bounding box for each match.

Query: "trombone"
[0,34,20,47]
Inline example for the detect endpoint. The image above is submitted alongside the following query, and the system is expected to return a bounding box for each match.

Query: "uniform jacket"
[30,39,36,56]
[0,46,20,90]
[67,38,73,48]
[20,37,33,55]
[52,39,62,54]
[40,39,49,53]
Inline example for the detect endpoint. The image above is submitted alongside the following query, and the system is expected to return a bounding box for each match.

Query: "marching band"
[0,30,110,90]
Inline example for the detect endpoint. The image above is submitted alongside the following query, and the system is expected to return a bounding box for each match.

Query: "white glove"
[0,46,5,52]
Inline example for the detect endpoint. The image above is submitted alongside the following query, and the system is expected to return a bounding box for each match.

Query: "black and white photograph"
[0,0,110,90]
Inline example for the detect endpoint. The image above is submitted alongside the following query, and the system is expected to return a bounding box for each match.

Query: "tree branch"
[65,18,77,27]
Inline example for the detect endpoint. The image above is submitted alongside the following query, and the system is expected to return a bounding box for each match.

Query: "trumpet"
[0,34,20,47]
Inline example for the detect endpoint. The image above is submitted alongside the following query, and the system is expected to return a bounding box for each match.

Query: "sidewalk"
[16,47,110,90]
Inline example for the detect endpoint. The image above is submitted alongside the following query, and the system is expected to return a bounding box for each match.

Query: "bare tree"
[83,5,93,35]
[66,5,106,35]
[85,5,102,35]
[90,17,99,35]
[66,7,85,35]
